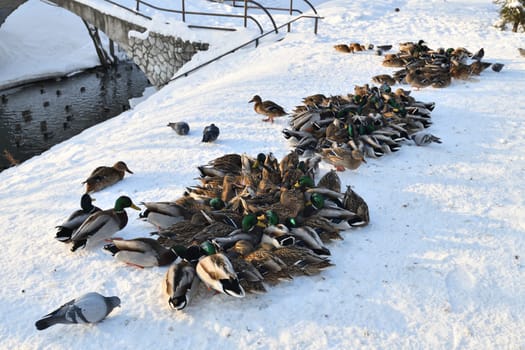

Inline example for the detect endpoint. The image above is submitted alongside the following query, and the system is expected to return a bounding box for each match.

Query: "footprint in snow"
[445,266,477,313]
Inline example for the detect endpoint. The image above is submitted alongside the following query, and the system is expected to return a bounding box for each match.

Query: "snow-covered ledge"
[46,0,208,87]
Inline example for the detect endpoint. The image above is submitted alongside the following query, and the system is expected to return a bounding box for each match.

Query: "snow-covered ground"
[1,0,524,349]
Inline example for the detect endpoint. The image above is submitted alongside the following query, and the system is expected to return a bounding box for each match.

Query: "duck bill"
[125,166,134,174]
[130,203,141,211]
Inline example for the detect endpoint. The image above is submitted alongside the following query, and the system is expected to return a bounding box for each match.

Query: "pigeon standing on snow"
[410,132,442,146]
[201,123,220,143]
[167,122,190,135]
[35,292,120,330]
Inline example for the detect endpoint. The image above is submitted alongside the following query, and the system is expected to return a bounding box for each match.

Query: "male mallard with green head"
[70,195,140,252]
[55,194,101,243]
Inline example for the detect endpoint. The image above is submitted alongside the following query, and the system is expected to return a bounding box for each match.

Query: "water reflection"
[0,61,150,171]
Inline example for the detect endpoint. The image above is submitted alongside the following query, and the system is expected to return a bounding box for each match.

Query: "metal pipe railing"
[134,0,277,34]
[169,13,322,83]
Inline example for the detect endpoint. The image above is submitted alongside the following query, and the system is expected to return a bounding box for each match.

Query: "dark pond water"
[0,61,150,171]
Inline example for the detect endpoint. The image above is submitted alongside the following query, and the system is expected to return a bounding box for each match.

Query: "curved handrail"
[135,0,277,34]
[100,0,152,20]
[247,0,278,33]
[219,0,318,16]
[301,0,318,15]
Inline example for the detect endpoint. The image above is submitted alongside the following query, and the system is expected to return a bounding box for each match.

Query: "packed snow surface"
[0,0,524,349]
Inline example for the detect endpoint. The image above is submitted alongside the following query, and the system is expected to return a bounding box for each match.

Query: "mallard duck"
[342,186,370,227]
[167,121,190,135]
[55,194,101,243]
[406,69,432,90]
[70,195,140,252]
[321,146,366,171]
[450,61,471,80]
[202,123,220,143]
[410,132,442,146]
[333,44,351,53]
[263,244,334,276]
[372,74,396,86]
[279,150,300,178]
[382,54,407,67]
[290,226,331,256]
[103,237,178,268]
[35,292,120,330]
[139,201,192,229]
[241,243,293,285]
[83,161,133,193]
[302,94,329,108]
[165,259,199,310]
[225,249,267,294]
[197,153,242,178]
[153,219,207,248]
[469,61,492,75]
[249,95,287,123]
[195,242,245,298]
[349,42,366,52]
[431,73,452,88]
[300,215,343,242]
[316,170,341,193]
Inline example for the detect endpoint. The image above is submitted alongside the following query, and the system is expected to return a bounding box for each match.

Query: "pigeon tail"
[35,316,61,330]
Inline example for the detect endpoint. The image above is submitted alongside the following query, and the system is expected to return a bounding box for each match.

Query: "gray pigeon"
[167,122,190,135]
[202,123,220,142]
[410,132,442,146]
[35,292,120,330]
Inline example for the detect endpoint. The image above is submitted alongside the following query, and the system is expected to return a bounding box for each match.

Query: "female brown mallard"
[83,161,133,193]
[321,146,366,171]
[249,95,287,123]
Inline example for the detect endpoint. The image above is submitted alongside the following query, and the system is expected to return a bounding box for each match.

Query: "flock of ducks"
[378,40,504,90]
[272,39,500,168]
[43,39,479,329]
[335,40,504,90]
[48,150,369,324]
[281,85,438,169]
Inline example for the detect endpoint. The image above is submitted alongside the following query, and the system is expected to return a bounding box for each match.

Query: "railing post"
[136,0,139,11]
[288,0,292,32]
[243,0,248,28]
[181,0,186,22]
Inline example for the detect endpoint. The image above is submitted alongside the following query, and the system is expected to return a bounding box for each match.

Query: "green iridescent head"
[310,193,325,209]
[114,196,140,212]
[242,213,257,232]
[200,241,216,256]
[295,175,315,189]
[265,210,279,226]
[285,217,299,229]
[209,197,225,210]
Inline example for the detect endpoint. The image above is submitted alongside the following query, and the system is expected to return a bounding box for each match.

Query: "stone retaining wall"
[128,33,209,87]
